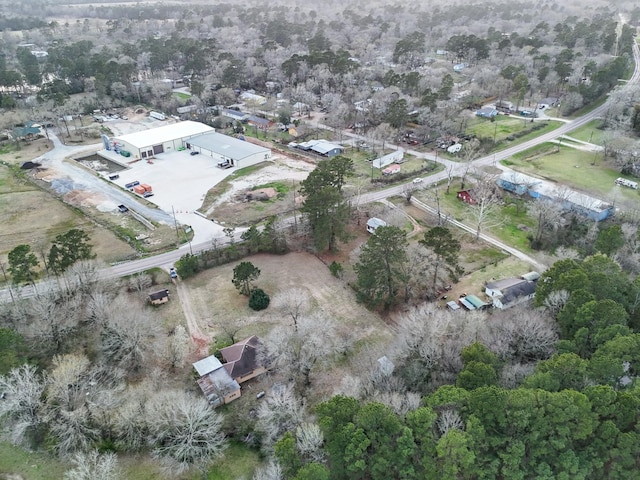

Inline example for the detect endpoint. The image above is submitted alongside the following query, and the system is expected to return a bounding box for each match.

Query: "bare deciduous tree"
[100,299,159,371]
[529,199,564,248]
[253,460,283,480]
[436,409,465,436]
[271,288,311,331]
[256,384,306,449]
[295,423,325,462]
[264,313,341,389]
[127,273,152,296]
[45,355,124,457]
[165,324,189,369]
[63,450,120,480]
[542,290,570,318]
[149,390,226,477]
[0,364,46,446]
[466,176,503,241]
[489,308,557,362]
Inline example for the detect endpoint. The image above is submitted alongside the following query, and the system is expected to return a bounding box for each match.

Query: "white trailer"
[615,177,638,189]
[149,111,166,121]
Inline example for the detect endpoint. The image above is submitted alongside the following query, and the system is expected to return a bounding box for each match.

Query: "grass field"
[503,144,639,203]
[0,442,68,480]
[207,442,262,480]
[0,162,137,270]
[433,188,536,252]
[467,116,561,145]
[564,120,605,145]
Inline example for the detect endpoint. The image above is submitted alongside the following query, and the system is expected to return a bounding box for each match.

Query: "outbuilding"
[367,217,387,234]
[185,131,272,169]
[111,120,214,160]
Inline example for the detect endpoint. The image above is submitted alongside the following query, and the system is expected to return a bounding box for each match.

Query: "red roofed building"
[220,335,267,384]
[457,189,476,205]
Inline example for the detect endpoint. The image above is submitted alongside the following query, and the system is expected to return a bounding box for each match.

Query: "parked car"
[413,177,423,184]
[190,150,200,155]
[117,204,129,213]
[170,268,178,279]
[143,191,154,198]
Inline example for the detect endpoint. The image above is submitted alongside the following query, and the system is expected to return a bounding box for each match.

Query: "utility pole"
[292,180,297,231]
[0,262,15,303]
[171,205,181,244]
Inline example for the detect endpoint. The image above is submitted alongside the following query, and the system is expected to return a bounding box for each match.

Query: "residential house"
[367,217,387,234]
[485,273,539,309]
[497,171,541,196]
[537,97,559,109]
[12,121,42,141]
[294,139,344,157]
[476,107,498,118]
[193,356,241,407]
[148,289,170,305]
[221,108,249,122]
[239,91,267,105]
[457,189,476,205]
[247,115,273,130]
[497,171,614,222]
[382,164,401,175]
[220,336,267,384]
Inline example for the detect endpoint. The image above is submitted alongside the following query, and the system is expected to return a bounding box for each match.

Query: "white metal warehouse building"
[186,132,272,168]
[112,121,214,160]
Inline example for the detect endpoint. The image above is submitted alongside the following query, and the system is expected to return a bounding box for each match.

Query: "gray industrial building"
[186,132,272,168]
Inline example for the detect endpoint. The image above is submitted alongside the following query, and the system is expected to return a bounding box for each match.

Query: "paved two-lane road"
[2,39,639,302]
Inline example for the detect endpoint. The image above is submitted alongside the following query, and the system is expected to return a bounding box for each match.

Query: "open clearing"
[182,251,392,398]
[0,161,137,265]
[564,119,605,145]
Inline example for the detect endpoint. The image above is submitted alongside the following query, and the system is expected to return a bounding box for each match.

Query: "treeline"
[297,384,639,480]
[174,216,288,279]
[4,228,94,285]
[268,253,640,479]
[0,16,46,31]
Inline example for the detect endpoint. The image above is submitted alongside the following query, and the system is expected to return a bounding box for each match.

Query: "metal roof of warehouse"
[113,120,214,148]
[187,132,270,160]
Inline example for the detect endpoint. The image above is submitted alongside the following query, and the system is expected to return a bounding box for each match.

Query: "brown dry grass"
[0,168,136,265]
[182,252,392,398]
[0,137,54,165]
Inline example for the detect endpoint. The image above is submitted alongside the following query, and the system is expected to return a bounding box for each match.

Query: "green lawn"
[207,442,262,480]
[173,92,191,100]
[564,120,605,145]
[0,441,260,480]
[413,185,535,253]
[467,116,528,140]
[0,442,67,480]
[504,144,639,202]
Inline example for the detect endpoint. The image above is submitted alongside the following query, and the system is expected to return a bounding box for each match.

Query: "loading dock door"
[152,144,164,154]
